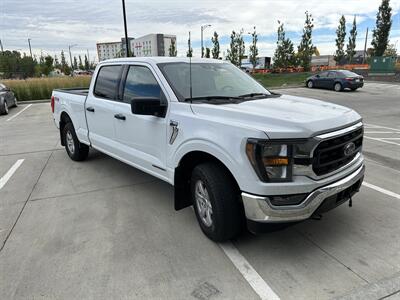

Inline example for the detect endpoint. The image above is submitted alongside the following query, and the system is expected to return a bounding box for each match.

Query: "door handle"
[114,113,126,120]
[86,107,95,112]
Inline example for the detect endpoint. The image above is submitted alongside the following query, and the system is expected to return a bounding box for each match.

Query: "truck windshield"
[157,62,270,102]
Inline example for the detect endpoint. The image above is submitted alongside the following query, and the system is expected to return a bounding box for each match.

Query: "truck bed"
[53,87,89,96]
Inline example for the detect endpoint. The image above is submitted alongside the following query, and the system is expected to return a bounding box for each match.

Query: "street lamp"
[201,24,211,57]
[68,44,78,75]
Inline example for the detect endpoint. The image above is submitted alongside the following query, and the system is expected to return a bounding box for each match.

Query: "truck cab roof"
[100,56,225,65]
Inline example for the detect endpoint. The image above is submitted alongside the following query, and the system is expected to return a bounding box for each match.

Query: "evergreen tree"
[346,16,357,63]
[73,56,78,70]
[297,11,315,71]
[334,15,346,64]
[273,21,296,68]
[78,55,84,70]
[211,31,220,59]
[60,50,70,75]
[371,0,392,56]
[205,47,211,58]
[249,26,258,70]
[169,39,177,57]
[84,55,89,70]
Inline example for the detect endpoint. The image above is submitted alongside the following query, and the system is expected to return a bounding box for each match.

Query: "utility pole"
[122,0,130,57]
[201,24,211,57]
[363,27,368,64]
[28,38,33,57]
[87,49,90,65]
[0,39,3,52]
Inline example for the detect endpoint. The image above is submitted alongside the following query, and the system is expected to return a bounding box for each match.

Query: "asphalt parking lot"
[1,81,400,300]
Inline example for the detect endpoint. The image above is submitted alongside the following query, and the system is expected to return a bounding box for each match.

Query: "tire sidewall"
[3,101,9,114]
[334,82,342,92]
[191,170,218,237]
[307,80,313,88]
[63,123,80,160]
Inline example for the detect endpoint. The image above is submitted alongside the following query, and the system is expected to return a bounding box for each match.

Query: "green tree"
[78,55,84,70]
[273,21,296,68]
[371,0,392,56]
[346,16,357,63]
[211,31,220,59]
[84,54,90,70]
[60,50,70,75]
[54,55,61,70]
[384,44,397,56]
[227,29,245,66]
[169,38,177,56]
[334,15,346,64]
[205,47,211,58]
[73,56,78,70]
[249,26,258,70]
[297,11,315,71]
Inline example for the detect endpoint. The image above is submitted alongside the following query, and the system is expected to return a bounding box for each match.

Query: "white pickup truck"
[51,57,364,241]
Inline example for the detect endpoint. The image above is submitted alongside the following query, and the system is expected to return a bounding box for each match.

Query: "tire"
[334,82,342,92]
[191,162,243,242]
[62,122,89,161]
[307,80,314,88]
[1,101,9,115]
[14,98,18,107]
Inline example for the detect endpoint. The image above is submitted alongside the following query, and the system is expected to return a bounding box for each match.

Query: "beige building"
[96,41,122,61]
[131,34,176,57]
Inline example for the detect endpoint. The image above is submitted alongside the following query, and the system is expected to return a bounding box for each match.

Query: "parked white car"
[51,57,364,241]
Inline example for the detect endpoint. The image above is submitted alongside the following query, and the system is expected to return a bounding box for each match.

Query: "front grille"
[313,127,363,176]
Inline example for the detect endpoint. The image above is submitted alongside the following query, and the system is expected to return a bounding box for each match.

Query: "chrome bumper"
[242,164,365,223]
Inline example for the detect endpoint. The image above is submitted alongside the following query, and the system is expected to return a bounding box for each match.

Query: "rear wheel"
[307,80,314,88]
[334,82,342,92]
[62,122,89,161]
[1,101,9,115]
[191,162,243,242]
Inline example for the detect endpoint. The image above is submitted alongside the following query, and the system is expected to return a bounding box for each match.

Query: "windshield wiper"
[237,92,270,99]
[184,95,241,102]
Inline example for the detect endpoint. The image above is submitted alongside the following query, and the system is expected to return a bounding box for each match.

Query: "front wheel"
[62,122,89,161]
[191,162,243,242]
[334,82,342,92]
[307,80,314,88]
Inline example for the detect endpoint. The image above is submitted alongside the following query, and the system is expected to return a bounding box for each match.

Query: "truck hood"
[190,94,362,139]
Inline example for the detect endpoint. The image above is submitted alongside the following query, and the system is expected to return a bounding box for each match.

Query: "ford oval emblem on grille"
[344,142,356,156]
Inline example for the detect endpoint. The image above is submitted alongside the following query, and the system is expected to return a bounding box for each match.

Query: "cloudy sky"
[1,0,399,62]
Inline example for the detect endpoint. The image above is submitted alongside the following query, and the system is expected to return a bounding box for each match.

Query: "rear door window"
[94,65,122,100]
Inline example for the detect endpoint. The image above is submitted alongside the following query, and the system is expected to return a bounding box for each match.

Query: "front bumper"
[242,164,365,223]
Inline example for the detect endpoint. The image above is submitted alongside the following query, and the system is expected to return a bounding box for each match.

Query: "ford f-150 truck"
[51,57,364,242]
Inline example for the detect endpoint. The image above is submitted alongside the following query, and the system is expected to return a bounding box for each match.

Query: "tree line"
[181,0,395,71]
[0,50,96,79]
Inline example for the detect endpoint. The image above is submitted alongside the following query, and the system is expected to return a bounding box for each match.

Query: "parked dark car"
[0,83,18,115]
[306,70,364,92]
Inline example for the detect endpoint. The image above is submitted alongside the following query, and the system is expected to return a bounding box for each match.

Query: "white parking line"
[219,242,280,300]
[363,182,400,200]
[364,136,400,146]
[365,124,400,132]
[0,159,24,190]
[6,104,32,121]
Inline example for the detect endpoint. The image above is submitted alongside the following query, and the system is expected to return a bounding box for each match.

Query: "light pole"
[122,0,130,57]
[68,44,77,75]
[201,24,211,57]
[28,38,33,57]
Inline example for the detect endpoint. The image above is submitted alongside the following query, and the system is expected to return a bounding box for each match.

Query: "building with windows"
[131,34,176,57]
[96,41,122,61]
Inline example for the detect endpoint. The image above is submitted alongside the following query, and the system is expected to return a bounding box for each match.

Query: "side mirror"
[131,97,167,118]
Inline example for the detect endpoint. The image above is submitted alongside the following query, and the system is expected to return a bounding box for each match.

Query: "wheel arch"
[59,110,73,146]
[174,150,240,211]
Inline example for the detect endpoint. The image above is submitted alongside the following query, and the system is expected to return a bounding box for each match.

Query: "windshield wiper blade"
[237,92,270,98]
[184,95,241,102]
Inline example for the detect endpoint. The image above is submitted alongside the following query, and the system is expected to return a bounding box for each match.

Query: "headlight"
[246,139,293,182]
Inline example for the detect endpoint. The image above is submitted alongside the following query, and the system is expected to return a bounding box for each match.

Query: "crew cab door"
[85,64,123,153]
[112,64,168,179]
